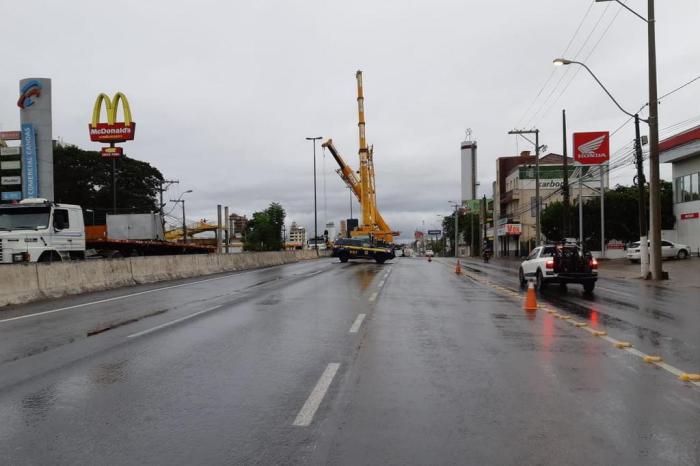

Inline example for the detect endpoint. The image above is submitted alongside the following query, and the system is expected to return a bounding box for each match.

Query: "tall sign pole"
[562,110,570,238]
[18,78,53,201]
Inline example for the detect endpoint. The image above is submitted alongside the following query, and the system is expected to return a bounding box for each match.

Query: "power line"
[516,1,595,126]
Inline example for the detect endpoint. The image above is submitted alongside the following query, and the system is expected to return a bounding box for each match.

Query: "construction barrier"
[0,249,325,308]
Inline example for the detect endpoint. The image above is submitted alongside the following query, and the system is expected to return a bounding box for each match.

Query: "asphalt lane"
[454,257,700,370]
[0,256,698,465]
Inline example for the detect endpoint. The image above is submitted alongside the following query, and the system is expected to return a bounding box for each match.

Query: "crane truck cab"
[332,236,395,264]
[0,198,85,263]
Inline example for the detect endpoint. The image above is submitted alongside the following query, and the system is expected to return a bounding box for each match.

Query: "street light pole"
[553,57,652,277]
[306,137,322,256]
[589,0,663,278]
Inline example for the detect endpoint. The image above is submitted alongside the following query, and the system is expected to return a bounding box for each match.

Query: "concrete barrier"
[0,263,42,306]
[1,250,327,308]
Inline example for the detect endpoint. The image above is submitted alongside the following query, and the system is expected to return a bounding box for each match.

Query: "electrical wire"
[516,1,596,127]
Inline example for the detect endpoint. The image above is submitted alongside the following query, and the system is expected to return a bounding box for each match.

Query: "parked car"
[519,244,598,293]
[626,240,690,263]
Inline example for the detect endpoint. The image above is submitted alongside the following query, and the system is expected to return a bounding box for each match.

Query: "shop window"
[693,173,700,201]
[683,174,692,202]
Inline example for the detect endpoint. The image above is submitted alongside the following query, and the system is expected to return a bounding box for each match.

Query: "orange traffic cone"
[523,280,538,312]
[455,260,461,274]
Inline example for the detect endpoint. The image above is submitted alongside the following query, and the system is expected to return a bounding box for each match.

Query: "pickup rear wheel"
[583,281,595,293]
[518,268,526,288]
[535,270,547,292]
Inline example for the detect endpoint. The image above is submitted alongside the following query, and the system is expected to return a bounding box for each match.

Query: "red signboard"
[680,212,699,220]
[573,131,610,165]
[0,131,21,140]
[89,122,135,143]
[101,146,123,158]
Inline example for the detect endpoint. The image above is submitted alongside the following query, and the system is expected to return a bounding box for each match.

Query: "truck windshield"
[0,206,51,230]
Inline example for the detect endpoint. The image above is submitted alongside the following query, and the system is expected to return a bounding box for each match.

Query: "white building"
[461,139,477,203]
[288,221,307,246]
[325,221,337,241]
[661,125,700,254]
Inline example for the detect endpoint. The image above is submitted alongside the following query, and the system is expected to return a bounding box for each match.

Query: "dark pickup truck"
[332,237,395,264]
[519,244,598,292]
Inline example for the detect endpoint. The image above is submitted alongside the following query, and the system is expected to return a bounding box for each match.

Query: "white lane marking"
[378,280,385,288]
[369,292,378,302]
[293,363,340,427]
[349,314,366,333]
[0,264,324,325]
[127,305,222,339]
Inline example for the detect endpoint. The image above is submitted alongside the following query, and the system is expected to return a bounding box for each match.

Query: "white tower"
[460,129,477,203]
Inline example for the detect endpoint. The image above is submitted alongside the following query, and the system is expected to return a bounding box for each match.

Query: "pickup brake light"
[545,259,554,269]
[590,258,598,269]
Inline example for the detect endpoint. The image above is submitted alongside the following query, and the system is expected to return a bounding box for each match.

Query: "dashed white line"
[292,363,340,427]
[369,292,378,302]
[349,314,366,333]
[378,280,385,288]
[127,305,222,339]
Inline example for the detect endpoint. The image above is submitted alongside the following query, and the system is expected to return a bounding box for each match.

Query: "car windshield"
[0,206,51,230]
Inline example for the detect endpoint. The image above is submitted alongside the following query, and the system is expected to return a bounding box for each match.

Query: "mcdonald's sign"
[89,92,135,142]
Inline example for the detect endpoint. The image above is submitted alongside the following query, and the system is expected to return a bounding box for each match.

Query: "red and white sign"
[606,241,625,250]
[0,131,21,141]
[101,146,123,158]
[89,122,135,143]
[573,131,610,165]
[680,212,699,220]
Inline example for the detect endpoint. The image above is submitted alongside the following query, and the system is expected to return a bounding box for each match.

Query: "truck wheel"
[518,268,526,288]
[583,281,595,293]
[339,252,349,263]
[38,251,62,263]
[535,270,547,291]
[375,254,387,264]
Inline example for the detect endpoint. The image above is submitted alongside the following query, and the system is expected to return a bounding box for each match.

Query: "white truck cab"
[0,198,85,263]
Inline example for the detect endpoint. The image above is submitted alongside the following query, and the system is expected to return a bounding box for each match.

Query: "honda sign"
[573,131,610,165]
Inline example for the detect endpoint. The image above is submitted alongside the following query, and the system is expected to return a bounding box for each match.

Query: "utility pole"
[646,0,663,280]
[158,179,179,232]
[306,137,322,255]
[562,110,570,238]
[216,204,222,254]
[508,128,542,245]
[634,114,649,277]
[224,205,229,254]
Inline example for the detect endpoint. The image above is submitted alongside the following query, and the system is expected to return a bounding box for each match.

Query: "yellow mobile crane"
[325,71,398,263]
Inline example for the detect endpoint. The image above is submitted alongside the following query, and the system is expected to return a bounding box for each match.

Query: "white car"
[519,244,598,293]
[626,240,690,262]
[425,249,434,257]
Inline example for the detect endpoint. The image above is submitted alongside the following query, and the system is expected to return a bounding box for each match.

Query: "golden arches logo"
[89,92,135,142]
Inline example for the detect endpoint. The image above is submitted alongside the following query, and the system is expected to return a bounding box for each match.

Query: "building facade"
[288,221,307,246]
[660,125,700,253]
[494,151,606,256]
[229,213,248,239]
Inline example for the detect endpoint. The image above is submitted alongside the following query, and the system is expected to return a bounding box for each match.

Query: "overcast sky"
[2,0,698,239]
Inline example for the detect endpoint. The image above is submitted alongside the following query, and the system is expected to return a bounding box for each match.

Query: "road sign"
[0,146,21,157]
[573,131,610,165]
[428,230,442,236]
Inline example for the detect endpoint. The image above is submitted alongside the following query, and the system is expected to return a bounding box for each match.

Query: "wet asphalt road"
[0,257,698,465]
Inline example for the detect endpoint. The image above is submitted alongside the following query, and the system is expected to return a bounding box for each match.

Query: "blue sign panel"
[1,191,22,201]
[428,230,442,236]
[20,123,38,199]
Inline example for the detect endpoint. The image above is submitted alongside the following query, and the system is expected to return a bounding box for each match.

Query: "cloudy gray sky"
[2,0,698,239]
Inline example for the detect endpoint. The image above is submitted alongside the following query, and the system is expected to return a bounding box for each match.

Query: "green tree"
[441,211,481,256]
[53,143,163,222]
[244,202,286,251]
[541,181,675,247]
